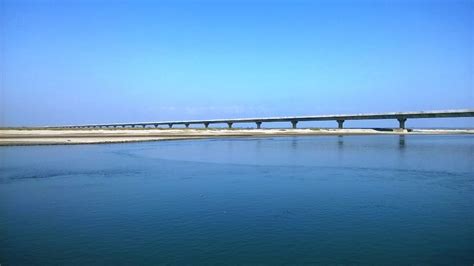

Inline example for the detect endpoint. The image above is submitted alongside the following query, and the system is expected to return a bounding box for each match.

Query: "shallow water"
[1,135,473,264]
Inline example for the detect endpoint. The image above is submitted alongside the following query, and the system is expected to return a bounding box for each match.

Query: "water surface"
[1,135,473,264]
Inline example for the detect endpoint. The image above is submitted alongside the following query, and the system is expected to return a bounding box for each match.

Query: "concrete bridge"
[61,109,473,129]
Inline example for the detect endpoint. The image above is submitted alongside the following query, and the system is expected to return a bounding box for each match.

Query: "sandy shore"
[0,128,472,146]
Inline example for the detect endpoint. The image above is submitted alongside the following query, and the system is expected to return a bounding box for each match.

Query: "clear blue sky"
[1,0,473,127]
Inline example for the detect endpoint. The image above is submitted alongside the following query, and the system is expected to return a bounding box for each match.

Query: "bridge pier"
[227,122,233,129]
[397,118,407,129]
[256,121,262,129]
[337,119,345,129]
[168,123,173,128]
[291,120,298,129]
[185,123,190,128]
[204,123,209,128]
[142,125,146,128]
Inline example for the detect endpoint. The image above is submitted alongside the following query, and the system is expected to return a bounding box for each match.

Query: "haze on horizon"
[0,0,473,128]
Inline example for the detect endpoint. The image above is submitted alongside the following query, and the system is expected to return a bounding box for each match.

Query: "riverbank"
[0,128,472,146]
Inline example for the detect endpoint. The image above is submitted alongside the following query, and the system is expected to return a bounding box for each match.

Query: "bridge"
[60,109,474,129]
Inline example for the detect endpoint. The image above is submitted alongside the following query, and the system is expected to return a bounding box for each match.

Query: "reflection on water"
[335,135,406,150]
[337,135,344,148]
[0,135,473,264]
[399,135,406,149]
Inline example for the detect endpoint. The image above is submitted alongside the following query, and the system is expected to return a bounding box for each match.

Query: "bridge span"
[60,109,473,130]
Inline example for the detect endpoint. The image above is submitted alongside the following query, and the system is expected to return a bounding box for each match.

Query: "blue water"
[1,135,473,265]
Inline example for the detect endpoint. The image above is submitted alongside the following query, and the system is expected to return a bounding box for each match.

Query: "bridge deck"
[60,109,474,129]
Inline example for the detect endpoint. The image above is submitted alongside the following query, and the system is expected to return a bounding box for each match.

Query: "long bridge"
[60,109,474,129]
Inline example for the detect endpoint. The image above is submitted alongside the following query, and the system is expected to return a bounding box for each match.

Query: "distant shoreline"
[0,128,473,146]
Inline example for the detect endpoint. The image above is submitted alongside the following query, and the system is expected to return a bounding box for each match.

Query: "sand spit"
[0,128,472,146]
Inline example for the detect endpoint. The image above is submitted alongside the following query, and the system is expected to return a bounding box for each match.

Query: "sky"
[1,0,473,128]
